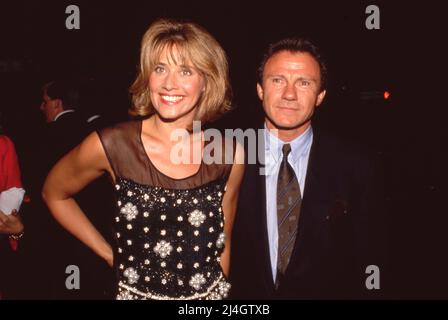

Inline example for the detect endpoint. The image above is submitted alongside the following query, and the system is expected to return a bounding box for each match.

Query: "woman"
[42,19,244,300]
[0,134,26,299]
[0,134,25,241]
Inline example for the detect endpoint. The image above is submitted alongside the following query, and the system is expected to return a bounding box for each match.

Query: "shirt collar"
[54,109,75,122]
[87,114,101,123]
[264,122,313,164]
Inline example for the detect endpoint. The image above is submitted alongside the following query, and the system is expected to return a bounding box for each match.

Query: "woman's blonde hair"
[129,19,232,123]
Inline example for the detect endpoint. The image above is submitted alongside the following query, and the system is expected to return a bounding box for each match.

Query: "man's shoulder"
[314,129,373,157]
[312,128,377,172]
[51,111,86,134]
[55,110,83,123]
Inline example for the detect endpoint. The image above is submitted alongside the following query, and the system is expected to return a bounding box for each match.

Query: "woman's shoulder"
[98,119,141,134]
[201,135,244,182]
[96,119,141,142]
[0,135,13,145]
[220,135,244,166]
[0,135,15,153]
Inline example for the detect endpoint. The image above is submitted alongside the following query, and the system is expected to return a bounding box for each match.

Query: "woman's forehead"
[154,43,192,66]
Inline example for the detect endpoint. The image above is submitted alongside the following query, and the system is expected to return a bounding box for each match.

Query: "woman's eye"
[180,69,192,76]
[154,66,165,73]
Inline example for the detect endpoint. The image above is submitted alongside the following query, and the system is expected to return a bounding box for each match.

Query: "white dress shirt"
[264,124,313,281]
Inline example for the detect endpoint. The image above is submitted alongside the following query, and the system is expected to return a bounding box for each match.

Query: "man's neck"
[265,120,311,142]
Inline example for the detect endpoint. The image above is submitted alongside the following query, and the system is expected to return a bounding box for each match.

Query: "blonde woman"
[43,19,244,300]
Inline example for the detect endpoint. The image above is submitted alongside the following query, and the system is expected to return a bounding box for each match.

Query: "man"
[78,77,113,133]
[22,79,113,299]
[40,80,88,165]
[230,38,386,299]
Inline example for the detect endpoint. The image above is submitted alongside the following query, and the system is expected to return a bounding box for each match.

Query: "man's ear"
[256,83,264,101]
[54,99,64,111]
[316,89,326,107]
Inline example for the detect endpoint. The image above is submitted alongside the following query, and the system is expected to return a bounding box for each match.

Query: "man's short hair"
[257,37,328,92]
[44,80,80,110]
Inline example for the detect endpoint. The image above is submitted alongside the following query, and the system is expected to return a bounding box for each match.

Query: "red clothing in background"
[0,135,23,191]
[0,135,24,251]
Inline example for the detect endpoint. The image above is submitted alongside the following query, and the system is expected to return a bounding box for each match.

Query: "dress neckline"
[138,119,206,181]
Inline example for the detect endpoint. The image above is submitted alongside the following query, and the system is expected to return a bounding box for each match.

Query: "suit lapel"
[250,132,275,291]
[257,162,276,290]
[286,129,334,273]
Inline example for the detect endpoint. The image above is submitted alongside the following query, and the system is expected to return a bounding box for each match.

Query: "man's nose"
[282,83,297,101]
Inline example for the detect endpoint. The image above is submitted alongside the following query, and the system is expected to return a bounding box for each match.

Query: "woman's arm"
[42,132,115,266]
[220,142,245,277]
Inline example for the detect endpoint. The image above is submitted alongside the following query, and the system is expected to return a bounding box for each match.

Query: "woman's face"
[149,46,205,123]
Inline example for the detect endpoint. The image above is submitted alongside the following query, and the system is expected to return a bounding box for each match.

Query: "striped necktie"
[276,143,302,285]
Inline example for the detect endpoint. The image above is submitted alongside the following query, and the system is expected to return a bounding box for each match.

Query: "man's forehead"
[267,51,317,68]
[264,51,320,76]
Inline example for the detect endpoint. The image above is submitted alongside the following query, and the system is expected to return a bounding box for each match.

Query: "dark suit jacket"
[48,111,114,299]
[47,111,89,167]
[230,127,387,299]
[22,110,114,299]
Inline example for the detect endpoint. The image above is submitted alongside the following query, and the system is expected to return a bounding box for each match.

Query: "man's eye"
[300,80,310,86]
[272,78,283,84]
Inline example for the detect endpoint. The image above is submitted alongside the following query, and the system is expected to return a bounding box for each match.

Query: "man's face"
[257,50,326,133]
[40,91,61,123]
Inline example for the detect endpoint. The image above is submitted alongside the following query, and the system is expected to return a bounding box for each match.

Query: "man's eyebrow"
[296,76,318,82]
[265,74,286,78]
[265,74,318,82]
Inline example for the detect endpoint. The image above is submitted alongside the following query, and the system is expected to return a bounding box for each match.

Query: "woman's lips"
[160,95,184,105]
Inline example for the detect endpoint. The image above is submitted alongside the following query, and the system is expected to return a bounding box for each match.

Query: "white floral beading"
[218,281,231,298]
[116,289,134,300]
[153,240,173,258]
[120,202,138,221]
[216,232,225,249]
[208,291,222,300]
[123,267,140,285]
[188,210,206,227]
[189,273,206,290]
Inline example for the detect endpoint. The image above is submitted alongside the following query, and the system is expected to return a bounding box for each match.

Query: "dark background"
[1,0,446,298]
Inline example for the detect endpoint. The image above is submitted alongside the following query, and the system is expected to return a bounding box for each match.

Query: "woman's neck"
[147,114,202,145]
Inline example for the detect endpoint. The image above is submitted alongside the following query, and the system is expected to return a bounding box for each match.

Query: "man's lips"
[277,105,299,111]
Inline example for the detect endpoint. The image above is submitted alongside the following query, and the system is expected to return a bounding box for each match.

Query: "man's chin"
[267,118,308,131]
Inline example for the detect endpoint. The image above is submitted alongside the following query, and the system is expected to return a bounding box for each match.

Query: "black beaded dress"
[97,120,233,300]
